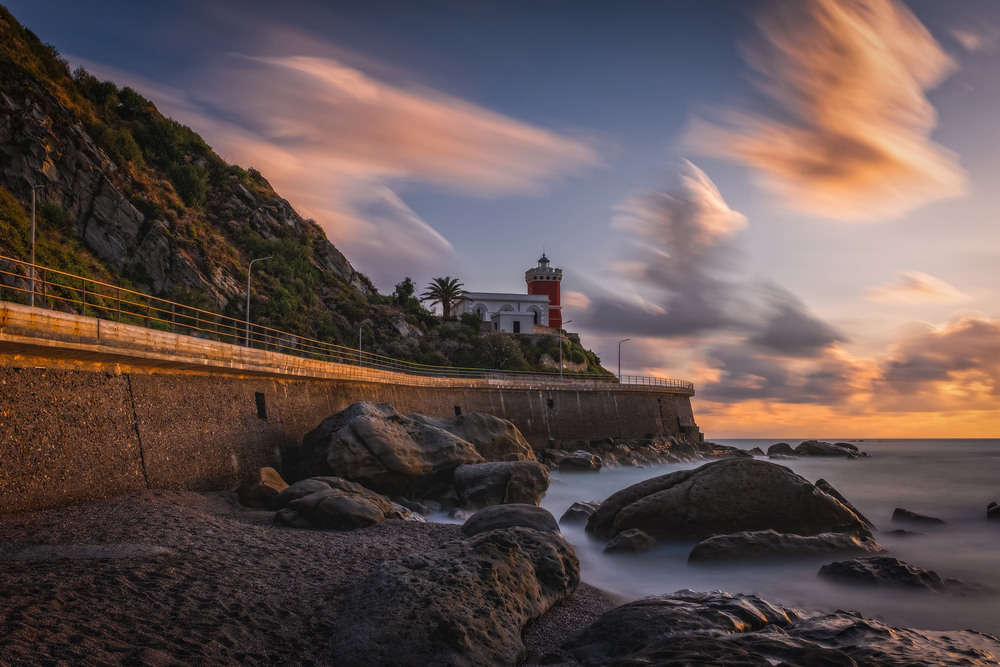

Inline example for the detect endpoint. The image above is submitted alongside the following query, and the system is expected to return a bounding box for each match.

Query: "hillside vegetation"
[0,5,610,376]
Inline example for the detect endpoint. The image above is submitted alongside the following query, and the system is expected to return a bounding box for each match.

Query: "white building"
[462,291,551,334]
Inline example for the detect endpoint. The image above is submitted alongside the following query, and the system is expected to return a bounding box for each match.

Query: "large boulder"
[453,461,550,509]
[688,529,885,562]
[408,412,537,461]
[587,459,869,542]
[299,402,484,498]
[273,477,417,530]
[548,591,1000,666]
[559,450,603,472]
[766,442,794,457]
[892,507,945,525]
[330,522,579,665]
[236,467,288,510]
[793,440,864,457]
[461,504,561,537]
[818,556,947,591]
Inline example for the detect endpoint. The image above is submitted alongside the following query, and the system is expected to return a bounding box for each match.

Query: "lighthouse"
[525,253,563,330]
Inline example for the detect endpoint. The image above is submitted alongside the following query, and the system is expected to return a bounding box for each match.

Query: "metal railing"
[0,254,694,391]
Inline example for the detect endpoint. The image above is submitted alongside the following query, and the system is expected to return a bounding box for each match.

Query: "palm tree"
[420,276,468,318]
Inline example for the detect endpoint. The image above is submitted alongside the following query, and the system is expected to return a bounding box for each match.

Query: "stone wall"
[0,363,701,513]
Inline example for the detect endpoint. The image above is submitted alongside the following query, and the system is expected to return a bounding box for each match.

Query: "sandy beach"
[0,491,619,666]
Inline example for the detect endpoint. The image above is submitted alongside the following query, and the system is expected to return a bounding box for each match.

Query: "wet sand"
[0,491,619,666]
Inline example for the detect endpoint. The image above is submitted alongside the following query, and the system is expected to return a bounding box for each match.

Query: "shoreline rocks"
[587,459,870,544]
[330,507,579,665]
[688,529,885,563]
[892,507,946,525]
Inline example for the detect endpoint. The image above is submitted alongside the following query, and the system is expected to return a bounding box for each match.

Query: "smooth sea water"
[540,439,1000,636]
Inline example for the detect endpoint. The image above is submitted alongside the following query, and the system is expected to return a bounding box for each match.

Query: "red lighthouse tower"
[525,253,563,329]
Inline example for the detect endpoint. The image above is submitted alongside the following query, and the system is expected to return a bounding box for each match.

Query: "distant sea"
[541,439,1000,636]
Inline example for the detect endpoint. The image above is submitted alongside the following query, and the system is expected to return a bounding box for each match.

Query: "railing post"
[117,288,121,323]
[81,278,87,317]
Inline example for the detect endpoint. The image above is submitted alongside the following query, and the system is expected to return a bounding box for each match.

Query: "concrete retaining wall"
[0,302,701,513]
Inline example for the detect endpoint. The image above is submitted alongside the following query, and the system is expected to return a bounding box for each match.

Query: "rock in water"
[453,461,550,509]
[549,591,1000,666]
[987,501,999,520]
[330,521,579,665]
[587,459,869,542]
[604,529,656,554]
[298,402,484,498]
[793,440,865,457]
[766,442,794,457]
[559,450,603,472]
[688,530,885,562]
[560,501,601,525]
[272,477,415,530]
[461,504,561,537]
[892,507,946,525]
[407,412,537,461]
[818,556,946,591]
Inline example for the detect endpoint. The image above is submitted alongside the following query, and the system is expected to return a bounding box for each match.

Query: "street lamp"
[245,256,271,347]
[29,184,44,307]
[559,320,573,380]
[618,338,631,382]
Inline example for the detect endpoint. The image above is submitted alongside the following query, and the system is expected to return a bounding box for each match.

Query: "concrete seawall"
[0,302,700,513]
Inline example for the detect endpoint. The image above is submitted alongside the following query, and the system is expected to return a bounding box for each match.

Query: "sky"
[7,0,1000,438]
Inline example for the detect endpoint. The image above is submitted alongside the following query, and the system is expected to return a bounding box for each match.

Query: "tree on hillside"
[420,276,468,318]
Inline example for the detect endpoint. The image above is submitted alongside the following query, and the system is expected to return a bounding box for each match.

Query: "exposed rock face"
[236,467,288,510]
[331,517,579,665]
[453,461,549,509]
[604,529,656,554]
[461,504,561,537]
[818,556,947,591]
[0,77,369,306]
[272,477,417,530]
[560,501,600,525]
[408,412,537,462]
[688,529,885,562]
[587,459,869,542]
[559,450,603,472]
[892,507,946,525]
[766,442,794,457]
[549,591,1000,667]
[298,402,484,498]
[793,440,866,457]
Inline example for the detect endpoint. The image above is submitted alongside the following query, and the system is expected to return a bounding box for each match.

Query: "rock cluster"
[540,590,999,666]
[766,440,868,458]
[543,436,747,469]
[272,476,419,530]
[330,507,579,666]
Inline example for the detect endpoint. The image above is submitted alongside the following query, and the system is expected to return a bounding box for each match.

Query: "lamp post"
[245,256,270,347]
[29,184,44,307]
[558,320,573,380]
[618,338,630,382]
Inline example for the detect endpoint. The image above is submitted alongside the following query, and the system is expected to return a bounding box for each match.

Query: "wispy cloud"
[874,315,1000,410]
[950,23,1000,53]
[865,270,972,305]
[70,39,602,290]
[687,0,966,221]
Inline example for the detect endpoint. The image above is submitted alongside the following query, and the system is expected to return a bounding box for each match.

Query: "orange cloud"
[950,24,1000,53]
[688,0,966,221]
[865,270,972,305]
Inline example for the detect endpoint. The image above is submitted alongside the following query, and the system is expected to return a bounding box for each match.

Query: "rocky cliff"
[0,5,375,342]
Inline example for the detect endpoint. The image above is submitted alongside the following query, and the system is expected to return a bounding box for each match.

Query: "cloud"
[875,316,1000,407]
[950,24,1000,53]
[69,40,601,291]
[687,0,966,221]
[562,290,592,311]
[584,161,746,336]
[747,284,846,356]
[865,270,972,305]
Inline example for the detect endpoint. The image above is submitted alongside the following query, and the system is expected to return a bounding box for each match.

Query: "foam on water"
[540,439,1000,636]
